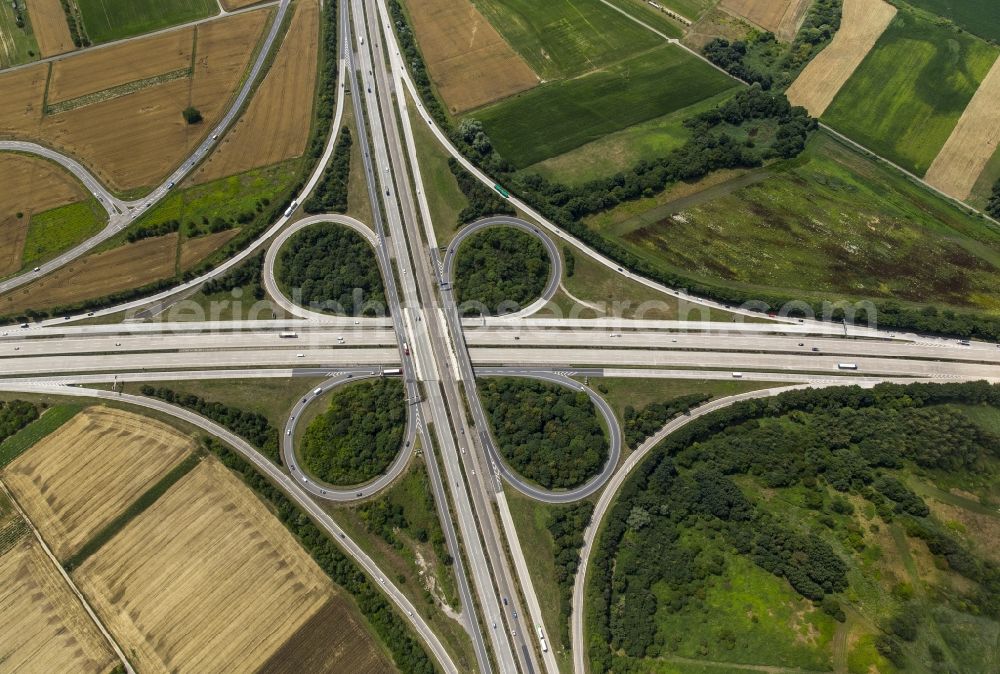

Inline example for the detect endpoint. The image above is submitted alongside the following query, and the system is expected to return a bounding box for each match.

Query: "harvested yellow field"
[179,228,240,267]
[405,0,537,113]
[25,0,75,57]
[0,535,117,672]
[0,233,179,314]
[0,63,47,135]
[0,10,269,192]
[189,8,270,133]
[4,407,192,560]
[48,27,195,103]
[786,0,897,116]
[925,56,1000,199]
[192,0,316,183]
[720,0,811,41]
[0,153,87,276]
[76,459,339,674]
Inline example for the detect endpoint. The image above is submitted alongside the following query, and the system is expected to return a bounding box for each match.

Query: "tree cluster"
[623,393,711,447]
[704,0,842,89]
[0,400,38,444]
[988,178,1000,219]
[304,128,352,213]
[125,219,180,243]
[301,379,406,485]
[140,386,279,463]
[201,252,265,299]
[182,106,203,125]
[307,0,340,159]
[448,157,514,225]
[358,499,408,548]
[478,377,608,489]
[203,437,434,673]
[548,502,593,643]
[277,224,386,315]
[587,380,1000,668]
[454,228,550,316]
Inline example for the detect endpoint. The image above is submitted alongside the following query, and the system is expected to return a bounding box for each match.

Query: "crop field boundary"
[0,404,80,469]
[63,451,202,570]
[0,481,132,672]
[44,67,192,115]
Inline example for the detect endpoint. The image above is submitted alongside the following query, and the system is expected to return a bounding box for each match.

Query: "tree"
[182,106,203,124]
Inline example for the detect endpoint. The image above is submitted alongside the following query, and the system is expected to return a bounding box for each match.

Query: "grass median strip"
[63,451,202,571]
[0,404,79,469]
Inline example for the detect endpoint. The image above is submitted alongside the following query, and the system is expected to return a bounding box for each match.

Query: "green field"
[21,199,106,269]
[902,0,1000,43]
[77,0,217,43]
[600,0,684,39]
[587,384,1000,673]
[823,11,998,176]
[0,0,40,67]
[586,132,1000,314]
[472,45,737,168]
[471,0,663,80]
[528,90,734,185]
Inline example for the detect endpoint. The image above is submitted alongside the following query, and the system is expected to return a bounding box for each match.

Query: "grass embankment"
[21,199,105,268]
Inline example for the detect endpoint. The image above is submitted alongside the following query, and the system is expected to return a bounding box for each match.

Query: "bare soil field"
[0,9,268,192]
[785,0,897,116]
[3,407,192,559]
[405,0,537,113]
[75,459,345,673]
[178,227,240,267]
[192,0,316,183]
[925,55,1000,199]
[26,0,75,57]
[719,0,811,41]
[0,233,178,314]
[0,153,87,276]
[258,598,396,674]
[682,5,756,50]
[0,63,47,135]
[221,0,265,10]
[48,27,195,103]
[0,535,117,672]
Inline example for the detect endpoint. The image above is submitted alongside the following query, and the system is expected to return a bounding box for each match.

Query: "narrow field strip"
[924,55,1000,200]
[785,0,896,117]
[0,404,80,469]
[44,68,192,115]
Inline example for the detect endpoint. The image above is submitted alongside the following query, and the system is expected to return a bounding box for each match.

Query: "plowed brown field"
[25,0,75,57]
[0,64,47,135]
[48,27,195,103]
[192,0,317,183]
[925,55,1000,200]
[3,407,192,559]
[719,0,811,41]
[0,535,116,672]
[405,0,537,113]
[785,0,897,116]
[75,459,341,674]
[178,228,240,267]
[0,153,88,276]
